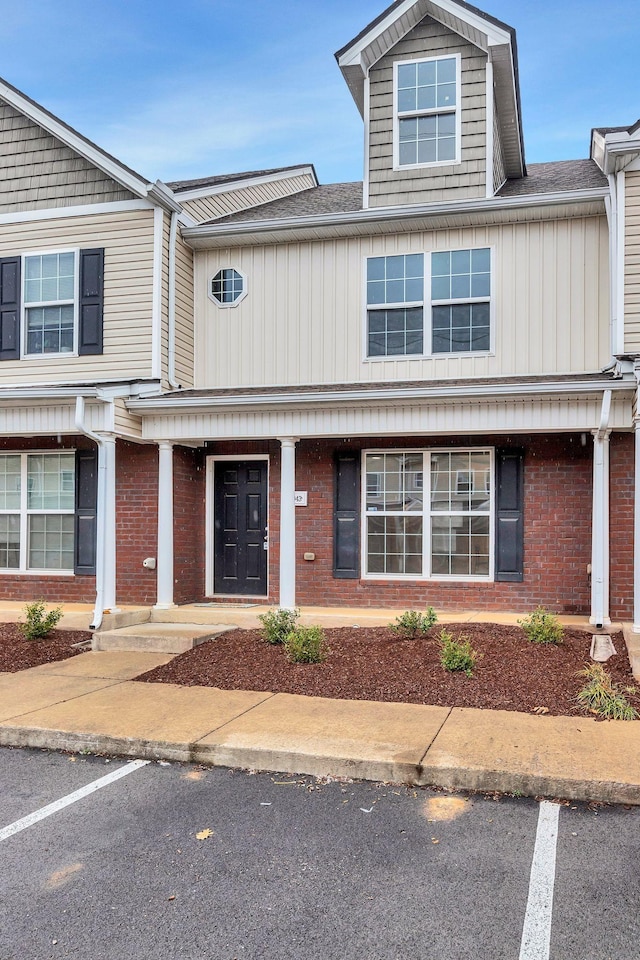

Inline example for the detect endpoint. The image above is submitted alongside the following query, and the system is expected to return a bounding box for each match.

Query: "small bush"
[258,607,300,645]
[438,628,478,677]
[284,625,327,664]
[21,600,63,641]
[390,608,438,639]
[519,607,564,645]
[576,663,638,721]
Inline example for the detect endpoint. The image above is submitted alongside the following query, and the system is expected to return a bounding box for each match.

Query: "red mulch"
[0,623,92,672]
[136,622,639,718]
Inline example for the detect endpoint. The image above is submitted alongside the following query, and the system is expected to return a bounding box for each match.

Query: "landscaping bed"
[136,622,638,718]
[0,624,92,672]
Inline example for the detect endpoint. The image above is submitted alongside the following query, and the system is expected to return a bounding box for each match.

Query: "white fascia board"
[127,378,632,414]
[0,199,154,227]
[173,166,318,203]
[182,187,608,244]
[147,181,183,214]
[0,80,152,198]
[338,0,510,68]
[0,386,99,400]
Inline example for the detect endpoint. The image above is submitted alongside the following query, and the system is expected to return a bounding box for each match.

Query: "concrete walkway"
[0,649,638,806]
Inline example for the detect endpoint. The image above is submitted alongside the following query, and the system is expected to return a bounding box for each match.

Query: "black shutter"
[333,452,360,578]
[495,448,524,582]
[0,257,20,360]
[78,248,104,355]
[75,448,98,575]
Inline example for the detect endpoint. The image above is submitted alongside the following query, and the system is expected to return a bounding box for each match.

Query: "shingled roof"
[167,165,313,193]
[497,159,607,197]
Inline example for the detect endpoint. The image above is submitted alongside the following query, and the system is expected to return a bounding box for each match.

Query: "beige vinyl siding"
[174,230,194,387]
[113,399,143,439]
[368,18,487,207]
[181,174,317,224]
[0,208,154,384]
[492,106,506,194]
[194,215,609,388]
[0,100,135,211]
[624,171,640,352]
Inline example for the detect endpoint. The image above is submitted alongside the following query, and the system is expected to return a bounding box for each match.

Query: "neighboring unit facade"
[2,0,640,631]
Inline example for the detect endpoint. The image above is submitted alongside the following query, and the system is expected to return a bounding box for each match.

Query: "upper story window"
[24,252,77,355]
[394,55,460,169]
[365,247,491,359]
[209,268,247,307]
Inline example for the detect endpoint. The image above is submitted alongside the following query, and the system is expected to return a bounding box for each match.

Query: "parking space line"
[519,800,560,960]
[0,759,150,842]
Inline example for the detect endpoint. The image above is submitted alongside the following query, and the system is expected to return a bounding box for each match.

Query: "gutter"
[74,397,106,631]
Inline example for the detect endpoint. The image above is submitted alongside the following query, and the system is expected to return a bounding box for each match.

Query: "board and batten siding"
[0,100,135,212]
[0,208,155,384]
[624,171,640,352]
[368,18,487,207]
[194,216,609,389]
[181,174,317,224]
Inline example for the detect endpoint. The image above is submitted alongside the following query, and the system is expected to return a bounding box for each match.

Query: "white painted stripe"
[0,759,149,843]
[519,800,560,960]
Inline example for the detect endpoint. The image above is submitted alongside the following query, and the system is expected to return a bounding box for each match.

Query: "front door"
[213,460,268,596]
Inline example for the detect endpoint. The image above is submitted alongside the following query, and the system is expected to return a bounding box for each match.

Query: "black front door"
[213,460,268,596]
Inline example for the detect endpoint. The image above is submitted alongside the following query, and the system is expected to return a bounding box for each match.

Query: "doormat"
[193,603,260,609]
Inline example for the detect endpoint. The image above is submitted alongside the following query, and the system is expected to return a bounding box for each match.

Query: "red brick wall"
[610,432,634,619]
[174,446,206,603]
[115,440,158,604]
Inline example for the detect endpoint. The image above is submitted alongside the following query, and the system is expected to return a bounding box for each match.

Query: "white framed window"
[208,268,247,307]
[363,449,493,580]
[393,55,461,169]
[0,452,75,573]
[23,250,78,356]
[365,247,492,359]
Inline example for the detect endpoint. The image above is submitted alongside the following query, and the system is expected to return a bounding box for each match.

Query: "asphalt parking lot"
[1,747,638,960]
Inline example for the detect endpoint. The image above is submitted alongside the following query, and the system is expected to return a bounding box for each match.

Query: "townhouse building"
[1,0,639,633]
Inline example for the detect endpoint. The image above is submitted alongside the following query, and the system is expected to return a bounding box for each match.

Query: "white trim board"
[0,199,154,226]
[174,166,317,203]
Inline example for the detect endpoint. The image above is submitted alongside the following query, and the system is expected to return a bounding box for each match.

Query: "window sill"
[362,575,493,583]
[363,351,495,362]
[0,570,75,577]
[21,353,79,361]
[392,159,461,172]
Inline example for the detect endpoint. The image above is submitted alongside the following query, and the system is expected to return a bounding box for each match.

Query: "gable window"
[24,252,76,355]
[395,56,460,168]
[209,268,246,307]
[364,449,492,579]
[366,254,424,356]
[431,248,491,353]
[0,452,75,572]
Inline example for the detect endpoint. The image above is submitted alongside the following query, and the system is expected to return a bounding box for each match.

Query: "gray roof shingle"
[497,159,607,197]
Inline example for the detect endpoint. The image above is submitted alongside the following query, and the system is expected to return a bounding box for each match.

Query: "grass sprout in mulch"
[136,622,638,718]
[0,623,91,672]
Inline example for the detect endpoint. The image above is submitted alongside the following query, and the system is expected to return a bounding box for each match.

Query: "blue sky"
[3,0,638,185]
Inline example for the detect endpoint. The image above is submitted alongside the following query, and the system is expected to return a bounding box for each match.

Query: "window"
[395,56,459,168]
[365,248,491,358]
[431,248,491,353]
[364,450,492,579]
[0,453,75,572]
[366,254,424,356]
[24,252,76,355]
[209,268,247,307]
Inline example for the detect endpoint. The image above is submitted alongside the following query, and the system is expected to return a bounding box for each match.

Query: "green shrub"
[518,607,564,645]
[438,628,478,677]
[21,600,63,641]
[258,607,300,645]
[284,625,327,664]
[576,663,638,721]
[390,608,438,639]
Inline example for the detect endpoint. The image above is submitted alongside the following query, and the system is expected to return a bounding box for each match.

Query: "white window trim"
[205,454,269,598]
[208,267,248,309]
[363,246,495,362]
[360,447,495,583]
[392,54,462,171]
[21,248,80,360]
[0,450,76,576]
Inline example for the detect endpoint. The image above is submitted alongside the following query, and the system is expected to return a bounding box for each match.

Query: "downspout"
[590,389,612,628]
[168,210,180,389]
[74,396,106,630]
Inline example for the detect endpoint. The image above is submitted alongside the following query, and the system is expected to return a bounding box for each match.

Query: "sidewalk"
[1,649,638,805]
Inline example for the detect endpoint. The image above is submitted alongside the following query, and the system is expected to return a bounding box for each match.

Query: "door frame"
[205,454,270,598]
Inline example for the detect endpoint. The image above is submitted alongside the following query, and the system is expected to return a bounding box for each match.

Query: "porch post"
[634,419,640,631]
[278,437,298,609]
[155,441,175,609]
[102,434,118,612]
[590,428,611,627]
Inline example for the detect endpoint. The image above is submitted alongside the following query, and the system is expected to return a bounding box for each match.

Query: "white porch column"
[102,435,118,612]
[590,428,611,627]
[155,441,175,609]
[634,419,640,631]
[278,437,298,609]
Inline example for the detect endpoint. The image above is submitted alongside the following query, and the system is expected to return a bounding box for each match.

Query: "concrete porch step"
[92,622,234,654]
